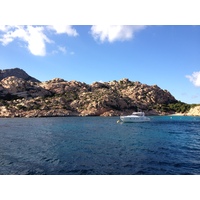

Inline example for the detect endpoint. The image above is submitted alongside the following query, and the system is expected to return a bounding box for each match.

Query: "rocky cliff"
[0,68,179,117]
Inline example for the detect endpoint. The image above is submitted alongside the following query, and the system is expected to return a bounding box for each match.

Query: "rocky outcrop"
[39,78,90,95]
[0,76,51,99]
[0,69,179,117]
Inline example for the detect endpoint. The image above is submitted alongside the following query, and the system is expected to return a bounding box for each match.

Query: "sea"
[1,115,200,175]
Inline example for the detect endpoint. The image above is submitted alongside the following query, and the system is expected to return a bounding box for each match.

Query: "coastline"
[0,112,196,118]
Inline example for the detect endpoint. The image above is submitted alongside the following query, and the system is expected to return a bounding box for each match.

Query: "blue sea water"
[0,116,200,175]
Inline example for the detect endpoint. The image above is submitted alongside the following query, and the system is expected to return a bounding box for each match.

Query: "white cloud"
[0,25,52,56]
[90,25,146,43]
[186,71,200,87]
[0,25,78,56]
[48,25,78,36]
[0,25,11,32]
[0,26,16,45]
[26,26,52,56]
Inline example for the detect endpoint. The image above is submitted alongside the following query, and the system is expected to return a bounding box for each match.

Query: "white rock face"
[186,106,200,116]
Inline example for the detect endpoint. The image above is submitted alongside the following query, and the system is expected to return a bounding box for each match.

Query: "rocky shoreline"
[0,68,199,118]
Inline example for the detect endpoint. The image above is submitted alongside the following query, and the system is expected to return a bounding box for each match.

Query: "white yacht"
[120,112,150,123]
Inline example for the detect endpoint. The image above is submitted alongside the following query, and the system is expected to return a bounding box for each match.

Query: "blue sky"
[0,25,200,104]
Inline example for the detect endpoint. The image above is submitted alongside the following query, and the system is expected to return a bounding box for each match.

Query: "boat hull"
[120,116,150,123]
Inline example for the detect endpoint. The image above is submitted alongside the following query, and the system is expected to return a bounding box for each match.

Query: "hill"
[0,68,191,117]
[0,68,40,82]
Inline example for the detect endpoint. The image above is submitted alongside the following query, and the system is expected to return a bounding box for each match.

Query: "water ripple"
[1,116,200,174]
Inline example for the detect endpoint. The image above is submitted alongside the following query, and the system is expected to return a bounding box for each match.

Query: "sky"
[0,25,200,104]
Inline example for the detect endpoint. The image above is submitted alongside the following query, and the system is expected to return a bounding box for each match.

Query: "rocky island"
[0,68,198,117]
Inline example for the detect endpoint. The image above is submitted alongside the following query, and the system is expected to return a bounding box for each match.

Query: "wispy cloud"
[58,46,67,54]
[90,25,146,43]
[181,92,187,96]
[186,71,200,87]
[0,25,78,56]
[191,94,200,99]
[47,25,78,36]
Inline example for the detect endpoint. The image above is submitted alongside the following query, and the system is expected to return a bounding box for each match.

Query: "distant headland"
[0,68,199,117]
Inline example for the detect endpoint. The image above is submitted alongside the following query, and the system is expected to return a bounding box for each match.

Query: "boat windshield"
[132,112,144,116]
